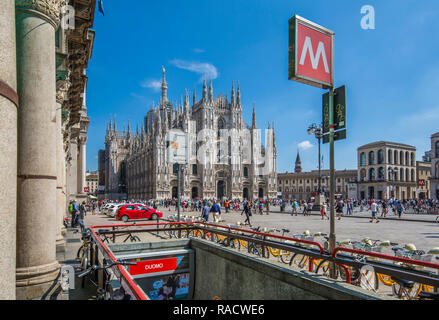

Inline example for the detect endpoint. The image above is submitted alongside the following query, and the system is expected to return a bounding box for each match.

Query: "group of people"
[67,199,87,232]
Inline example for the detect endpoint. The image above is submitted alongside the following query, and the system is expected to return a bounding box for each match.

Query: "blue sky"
[85,0,439,173]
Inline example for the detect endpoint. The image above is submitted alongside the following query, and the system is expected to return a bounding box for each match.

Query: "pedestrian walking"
[346,201,352,216]
[302,202,308,216]
[210,200,221,222]
[307,202,313,216]
[369,199,380,223]
[69,200,79,228]
[201,201,210,221]
[321,202,329,220]
[336,201,343,220]
[77,201,87,233]
[292,200,298,216]
[259,202,264,215]
[397,202,404,219]
[241,203,252,227]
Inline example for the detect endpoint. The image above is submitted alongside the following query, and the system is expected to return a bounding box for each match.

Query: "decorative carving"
[16,0,65,27]
[56,80,70,104]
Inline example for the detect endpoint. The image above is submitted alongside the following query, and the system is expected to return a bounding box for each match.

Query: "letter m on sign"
[289,15,334,89]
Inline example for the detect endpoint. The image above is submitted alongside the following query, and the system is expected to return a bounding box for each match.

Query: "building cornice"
[16,0,64,28]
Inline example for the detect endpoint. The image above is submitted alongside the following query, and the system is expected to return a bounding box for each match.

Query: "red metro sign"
[129,257,178,276]
[289,15,334,89]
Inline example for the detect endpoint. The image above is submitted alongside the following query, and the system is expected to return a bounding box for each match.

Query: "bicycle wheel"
[76,244,85,261]
[392,282,422,300]
[261,246,271,259]
[248,245,261,257]
[358,268,379,292]
[229,238,241,250]
[290,254,309,269]
[279,250,293,264]
[339,265,361,283]
[315,260,340,278]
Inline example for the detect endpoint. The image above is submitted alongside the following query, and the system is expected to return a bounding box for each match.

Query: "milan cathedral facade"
[103,68,277,201]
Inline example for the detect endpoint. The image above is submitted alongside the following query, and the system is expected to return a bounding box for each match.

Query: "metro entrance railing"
[85,221,439,300]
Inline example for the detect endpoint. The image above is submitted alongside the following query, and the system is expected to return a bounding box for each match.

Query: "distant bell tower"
[295,151,302,173]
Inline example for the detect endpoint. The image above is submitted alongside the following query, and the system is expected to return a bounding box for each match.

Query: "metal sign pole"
[328,88,337,279]
[177,163,181,238]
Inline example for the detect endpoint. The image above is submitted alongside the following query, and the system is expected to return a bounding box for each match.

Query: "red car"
[116,204,163,222]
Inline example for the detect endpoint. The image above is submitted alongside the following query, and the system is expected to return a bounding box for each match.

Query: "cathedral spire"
[237,80,241,106]
[231,80,235,107]
[272,121,276,144]
[156,109,162,135]
[163,108,168,131]
[193,84,196,106]
[202,74,207,102]
[184,89,190,114]
[252,103,256,129]
[161,66,168,104]
[113,116,116,132]
[208,78,213,103]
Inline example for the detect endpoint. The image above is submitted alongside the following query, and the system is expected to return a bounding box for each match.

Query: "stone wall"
[191,240,387,300]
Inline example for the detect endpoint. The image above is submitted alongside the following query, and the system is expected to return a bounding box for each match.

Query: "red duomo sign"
[289,15,334,89]
[129,257,178,276]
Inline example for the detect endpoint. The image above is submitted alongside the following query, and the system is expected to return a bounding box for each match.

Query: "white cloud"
[170,59,218,81]
[298,140,313,150]
[193,48,205,53]
[140,79,162,92]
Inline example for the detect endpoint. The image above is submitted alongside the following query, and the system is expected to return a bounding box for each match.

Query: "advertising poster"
[137,273,190,300]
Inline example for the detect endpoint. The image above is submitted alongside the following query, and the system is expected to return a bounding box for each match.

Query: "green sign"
[322,85,347,143]
[323,129,347,144]
[333,86,346,131]
[322,92,330,134]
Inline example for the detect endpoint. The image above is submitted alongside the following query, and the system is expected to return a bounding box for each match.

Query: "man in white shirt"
[369,199,380,223]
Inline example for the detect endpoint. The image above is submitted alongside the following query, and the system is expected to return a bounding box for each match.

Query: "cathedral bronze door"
[172,187,178,199]
[217,181,225,200]
[191,187,199,199]
[243,188,249,200]
[258,188,264,199]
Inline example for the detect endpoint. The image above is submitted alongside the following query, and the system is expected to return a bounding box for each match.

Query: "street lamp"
[308,123,323,208]
[388,167,398,199]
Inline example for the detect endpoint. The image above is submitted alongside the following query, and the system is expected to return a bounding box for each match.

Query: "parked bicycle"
[77,260,136,300]
[98,227,141,244]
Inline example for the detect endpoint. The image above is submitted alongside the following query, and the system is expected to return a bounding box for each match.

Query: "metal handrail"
[89,227,149,300]
[195,221,326,254]
[333,247,439,271]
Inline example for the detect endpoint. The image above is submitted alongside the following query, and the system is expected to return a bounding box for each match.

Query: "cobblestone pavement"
[81,207,439,253]
[158,207,439,253]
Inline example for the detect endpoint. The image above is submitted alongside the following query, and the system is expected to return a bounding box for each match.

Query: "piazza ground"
[81,207,439,253]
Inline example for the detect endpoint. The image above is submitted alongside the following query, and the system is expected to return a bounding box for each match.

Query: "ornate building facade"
[357,141,417,200]
[104,69,278,201]
[277,152,357,200]
[430,132,439,200]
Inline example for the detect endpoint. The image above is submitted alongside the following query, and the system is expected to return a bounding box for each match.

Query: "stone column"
[77,136,87,195]
[56,85,67,251]
[15,0,63,299]
[67,133,78,202]
[0,0,17,300]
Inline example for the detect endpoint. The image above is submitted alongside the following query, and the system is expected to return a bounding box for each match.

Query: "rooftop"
[357,141,416,150]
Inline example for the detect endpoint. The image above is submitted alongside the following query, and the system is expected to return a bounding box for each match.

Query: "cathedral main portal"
[217,180,225,200]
